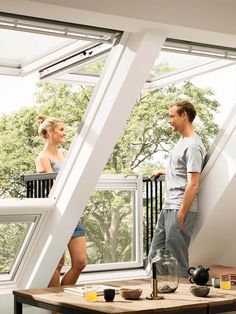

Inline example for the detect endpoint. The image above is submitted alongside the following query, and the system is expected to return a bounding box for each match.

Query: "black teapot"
[188,265,210,286]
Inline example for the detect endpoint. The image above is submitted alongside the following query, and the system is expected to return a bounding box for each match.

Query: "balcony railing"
[142,175,165,255]
[21,173,165,258]
[21,172,57,198]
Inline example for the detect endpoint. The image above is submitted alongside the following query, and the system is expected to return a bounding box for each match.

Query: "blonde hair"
[36,115,62,139]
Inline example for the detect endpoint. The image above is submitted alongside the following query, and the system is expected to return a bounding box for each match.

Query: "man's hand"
[153,169,165,176]
[149,169,165,181]
[177,210,185,230]
[150,169,165,177]
[177,172,200,230]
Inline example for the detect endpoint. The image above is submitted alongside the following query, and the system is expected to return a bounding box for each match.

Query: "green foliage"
[106,80,219,174]
[83,190,133,263]
[0,223,27,272]
[0,77,220,269]
[149,60,174,80]
[0,81,90,198]
[34,81,91,146]
[0,108,39,197]
[78,58,106,75]
[0,80,219,196]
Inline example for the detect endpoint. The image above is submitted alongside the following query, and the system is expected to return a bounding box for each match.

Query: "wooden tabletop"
[13,279,236,314]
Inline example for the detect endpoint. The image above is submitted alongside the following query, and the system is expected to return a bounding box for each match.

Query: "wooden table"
[13,279,236,314]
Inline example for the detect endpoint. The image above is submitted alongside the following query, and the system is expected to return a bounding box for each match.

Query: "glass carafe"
[151,249,179,293]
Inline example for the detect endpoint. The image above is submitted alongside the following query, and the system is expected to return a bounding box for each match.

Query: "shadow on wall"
[190,107,236,267]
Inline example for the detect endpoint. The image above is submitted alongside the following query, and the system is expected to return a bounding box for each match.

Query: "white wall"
[190,105,236,266]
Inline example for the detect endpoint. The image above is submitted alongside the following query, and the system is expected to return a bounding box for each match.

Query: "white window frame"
[79,174,143,272]
[0,29,166,292]
[0,199,53,289]
[0,214,41,282]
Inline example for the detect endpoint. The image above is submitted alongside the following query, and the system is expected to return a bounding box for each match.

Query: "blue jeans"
[71,221,85,238]
[148,209,197,277]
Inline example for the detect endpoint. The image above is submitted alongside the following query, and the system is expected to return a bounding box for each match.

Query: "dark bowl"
[190,285,210,297]
[104,288,115,302]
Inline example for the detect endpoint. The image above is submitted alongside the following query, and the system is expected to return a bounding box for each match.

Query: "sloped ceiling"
[30,0,236,37]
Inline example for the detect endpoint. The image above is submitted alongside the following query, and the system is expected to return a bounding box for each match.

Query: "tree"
[0,108,39,197]
[0,79,220,268]
[0,223,27,272]
[33,81,91,146]
[85,81,219,262]
[0,81,90,198]
[84,190,133,264]
[105,81,219,175]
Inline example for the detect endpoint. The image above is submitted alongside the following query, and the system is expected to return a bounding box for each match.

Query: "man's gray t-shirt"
[163,135,206,212]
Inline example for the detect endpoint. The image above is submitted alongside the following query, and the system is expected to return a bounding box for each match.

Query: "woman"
[35,115,87,287]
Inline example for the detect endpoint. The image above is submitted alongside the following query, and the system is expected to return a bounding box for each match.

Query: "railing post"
[143,175,165,257]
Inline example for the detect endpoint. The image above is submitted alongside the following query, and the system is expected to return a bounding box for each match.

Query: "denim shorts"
[72,221,85,238]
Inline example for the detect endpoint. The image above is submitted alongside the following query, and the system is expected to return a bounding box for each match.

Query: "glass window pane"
[84,190,135,264]
[0,216,38,278]
[63,175,142,272]
[0,222,28,274]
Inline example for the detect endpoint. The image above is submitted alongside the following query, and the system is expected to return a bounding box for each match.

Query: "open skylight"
[50,38,236,87]
[0,12,235,91]
[0,12,121,77]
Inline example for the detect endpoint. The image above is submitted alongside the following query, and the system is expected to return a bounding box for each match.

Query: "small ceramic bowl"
[104,288,115,302]
[119,288,142,300]
[190,285,210,297]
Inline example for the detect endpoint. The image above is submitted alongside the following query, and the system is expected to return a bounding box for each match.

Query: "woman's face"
[51,122,65,144]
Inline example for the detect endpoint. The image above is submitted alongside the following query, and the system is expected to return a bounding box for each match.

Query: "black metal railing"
[21,173,165,257]
[21,172,57,198]
[143,175,165,255]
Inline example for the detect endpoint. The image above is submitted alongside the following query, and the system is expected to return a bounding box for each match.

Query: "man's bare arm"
[178,172,200,229]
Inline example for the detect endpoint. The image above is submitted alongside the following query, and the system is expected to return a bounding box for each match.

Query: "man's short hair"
[170,100,196,122]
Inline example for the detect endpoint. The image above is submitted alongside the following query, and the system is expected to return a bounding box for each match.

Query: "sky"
[158,51,236,127]
[0,60,236,128]
[0,72,39,115]
[192,63,236,126]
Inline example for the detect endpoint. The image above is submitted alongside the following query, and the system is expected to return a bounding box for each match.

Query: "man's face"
[168,105,186,133]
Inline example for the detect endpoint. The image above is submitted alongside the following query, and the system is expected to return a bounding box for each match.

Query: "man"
[148,100,206,278]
